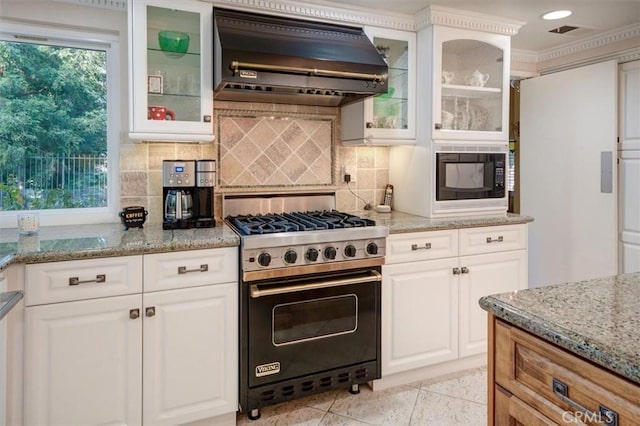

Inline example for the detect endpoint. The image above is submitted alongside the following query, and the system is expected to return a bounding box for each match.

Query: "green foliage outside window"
[0,41,108,210]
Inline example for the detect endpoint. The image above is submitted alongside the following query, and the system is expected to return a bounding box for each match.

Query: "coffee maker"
[162,160,216,229]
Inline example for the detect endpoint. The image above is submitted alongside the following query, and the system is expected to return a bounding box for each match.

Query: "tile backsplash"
[119,101,389,223]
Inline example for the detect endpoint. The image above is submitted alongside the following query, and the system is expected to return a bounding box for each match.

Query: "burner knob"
[284,250,298,264]
[305,248,319,262]
[344,244,357,258]
[324,246,337,260]
[257,252,272,267]
[366,242,379,255]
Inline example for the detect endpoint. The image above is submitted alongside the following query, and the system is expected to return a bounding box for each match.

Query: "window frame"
[0,21,121,228]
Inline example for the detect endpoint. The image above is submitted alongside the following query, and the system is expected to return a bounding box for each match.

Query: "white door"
[619,150,640,273]
[143,284,238,426]
[520,60,618,287]
[619,61,640,151]
[24,295,142,426]
[458,250,527,358]
[381,257,459,375]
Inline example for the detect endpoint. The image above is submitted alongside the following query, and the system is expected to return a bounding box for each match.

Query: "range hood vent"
[213,8,389,107]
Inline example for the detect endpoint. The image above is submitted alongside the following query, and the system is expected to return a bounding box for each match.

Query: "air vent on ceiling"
[548,25,597,37]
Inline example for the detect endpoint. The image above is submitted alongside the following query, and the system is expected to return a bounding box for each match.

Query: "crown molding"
[210,0,415,31]
[415,5,524,35]
[511,49,539,64]
[52,0,126,11]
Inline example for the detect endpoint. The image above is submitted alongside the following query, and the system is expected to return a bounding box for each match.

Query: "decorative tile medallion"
[217,110,335,188]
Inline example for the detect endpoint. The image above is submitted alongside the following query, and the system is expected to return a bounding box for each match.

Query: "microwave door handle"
[250,270,382,298]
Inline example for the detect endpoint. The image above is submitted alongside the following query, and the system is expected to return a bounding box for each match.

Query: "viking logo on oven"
[256,362,280,377]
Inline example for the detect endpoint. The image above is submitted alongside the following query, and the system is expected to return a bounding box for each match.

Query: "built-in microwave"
[433,143,508,214]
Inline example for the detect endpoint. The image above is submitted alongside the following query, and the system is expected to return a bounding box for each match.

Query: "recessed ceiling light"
[541,10,572,20]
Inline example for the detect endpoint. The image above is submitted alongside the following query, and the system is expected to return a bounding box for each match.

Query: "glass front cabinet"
[341,27,416,145]
[431,26,510,141]
[128,0,214,142]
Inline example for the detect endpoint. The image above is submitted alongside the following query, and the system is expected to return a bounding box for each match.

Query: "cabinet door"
[129,0,213,142]
[25,295,142,426]
[495,385,557,426]
[619,150,640,273]
[432,26,510,141]
[143,284,238,425]
[619,61,640,151]
[342,27,416,145]
[459,250,526,358]
[381,257,459,375]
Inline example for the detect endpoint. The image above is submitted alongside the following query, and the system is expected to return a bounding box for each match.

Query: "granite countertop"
[480,272,640,386]
[0,211,533,269]
[0,223,240,269]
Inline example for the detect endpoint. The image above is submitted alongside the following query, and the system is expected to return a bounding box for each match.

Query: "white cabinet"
[424,25,510,141]
[342,27,416,145]
[25,294,143,426]
[24,248,238,426]
[619,61,640,273]
[128,0,214,142]
[381,225,527,376]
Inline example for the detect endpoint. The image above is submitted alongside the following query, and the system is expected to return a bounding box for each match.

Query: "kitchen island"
[480,272,640,424]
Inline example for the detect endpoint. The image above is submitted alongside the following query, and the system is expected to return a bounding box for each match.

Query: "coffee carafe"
[162,160,195,229]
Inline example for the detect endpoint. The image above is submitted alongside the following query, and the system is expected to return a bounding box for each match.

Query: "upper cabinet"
[128,0,214,142]
[430,26,510,141]
[342,27,416,146]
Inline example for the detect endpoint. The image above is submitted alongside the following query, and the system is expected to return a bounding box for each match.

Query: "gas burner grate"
[227,210,376,236]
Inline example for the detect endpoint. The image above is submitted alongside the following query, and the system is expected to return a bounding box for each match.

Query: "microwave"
[434,144,507,205]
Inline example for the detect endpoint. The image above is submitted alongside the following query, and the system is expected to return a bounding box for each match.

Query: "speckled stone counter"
[480,272,640,385]
[356,210,533,234]
[0,223,240,269]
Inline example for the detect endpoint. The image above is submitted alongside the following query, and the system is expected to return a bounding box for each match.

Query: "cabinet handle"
[69,274,106,286]
[552,378,618,426]
[486,236,504,243]
[178,264,208,274]
[461,266,469,274]
[411,243,432,251]
[366,122,374,128]
[129,309,140,320]
[452,267,461,275]
[434,123,443,130]
[203,115,211,123]
[145,307,156,317]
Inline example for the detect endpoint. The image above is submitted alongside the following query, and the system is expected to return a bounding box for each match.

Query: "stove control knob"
[257,252,272,267]
[366,242,379,255]
[305,248,319,262]
[324,246,337,260]
[344,244,357,258]
[284,250,298,264]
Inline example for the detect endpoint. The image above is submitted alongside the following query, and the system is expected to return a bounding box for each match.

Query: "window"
[0,22,120,228]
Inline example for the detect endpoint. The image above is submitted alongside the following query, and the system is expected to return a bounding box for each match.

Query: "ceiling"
[300,0,640,52]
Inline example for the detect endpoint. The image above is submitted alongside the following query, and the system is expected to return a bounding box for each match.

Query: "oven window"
[445,163,485,189]
[272,295,357,346]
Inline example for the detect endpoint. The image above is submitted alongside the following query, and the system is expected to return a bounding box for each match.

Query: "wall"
[120,101,390,224]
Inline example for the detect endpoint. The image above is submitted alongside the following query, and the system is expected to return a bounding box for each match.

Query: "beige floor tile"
[420,367,487,405]
[410,391,486,426]
[329,385,419,426]
[318,412,373,425]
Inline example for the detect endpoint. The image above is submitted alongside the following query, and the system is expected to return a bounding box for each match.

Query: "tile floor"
[236,367,488,426]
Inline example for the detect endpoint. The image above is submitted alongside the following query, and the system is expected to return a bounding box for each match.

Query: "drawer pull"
[552,378,618,426]
[411,243,432,251]
[486,236,504,243]
[461,266,469,274]
[145,307,156,317]
[129,309,140,320]
[69,274,106,286]
[452,267,461,275]
[178,264,208,274]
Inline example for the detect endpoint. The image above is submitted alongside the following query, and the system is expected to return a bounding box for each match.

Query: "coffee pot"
[164,189,193,221]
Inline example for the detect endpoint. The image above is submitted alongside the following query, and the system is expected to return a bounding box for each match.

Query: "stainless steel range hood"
[213,8,389,107]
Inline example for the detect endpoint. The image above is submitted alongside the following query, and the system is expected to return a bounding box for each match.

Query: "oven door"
[247,268,380,387]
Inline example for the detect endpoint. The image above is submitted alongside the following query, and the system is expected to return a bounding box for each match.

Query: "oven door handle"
[250,270,382,298]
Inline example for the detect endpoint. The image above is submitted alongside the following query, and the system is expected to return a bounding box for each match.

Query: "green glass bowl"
[158,30,190,54]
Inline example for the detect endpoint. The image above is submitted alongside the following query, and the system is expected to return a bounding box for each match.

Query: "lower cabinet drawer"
[143,247,238,292]
[25,256,143,306]
[385,230,458,264]
[459,224,526,256]
[495,320,640,425]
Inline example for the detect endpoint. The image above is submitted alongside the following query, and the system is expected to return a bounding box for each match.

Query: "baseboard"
[370,354,486,391]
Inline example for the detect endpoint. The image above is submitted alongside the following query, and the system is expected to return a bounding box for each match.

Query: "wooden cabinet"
[24,248,238,425]
[382,225,527,376]
[490,317,640,425]
[128,0,214,142]
[342,27,416,145]
[618,61,640,273]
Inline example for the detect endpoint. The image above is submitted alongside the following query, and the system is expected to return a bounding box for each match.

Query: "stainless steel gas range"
[224,192,387,421]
